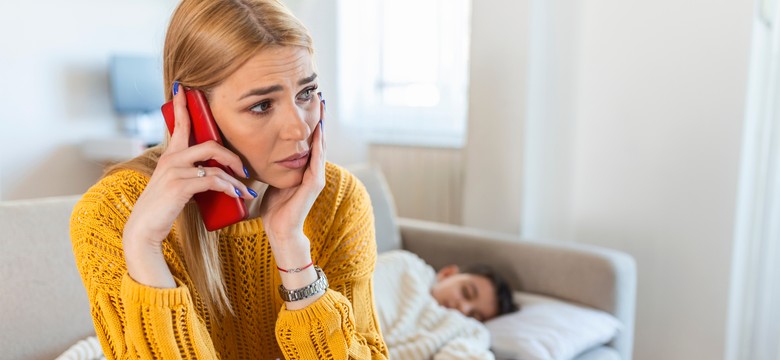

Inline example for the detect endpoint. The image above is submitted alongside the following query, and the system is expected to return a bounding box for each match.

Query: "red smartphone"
[161,88,248,231]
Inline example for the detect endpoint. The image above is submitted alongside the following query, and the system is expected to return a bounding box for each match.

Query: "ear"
[436,264,460,282]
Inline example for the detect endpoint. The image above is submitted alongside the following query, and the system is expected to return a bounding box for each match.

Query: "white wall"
[573,1,752,358]
[461,0,531,234]
[0,0,178,200]
[522,0,754,359]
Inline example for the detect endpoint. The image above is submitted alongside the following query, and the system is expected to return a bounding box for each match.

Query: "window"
[337,0,472,147]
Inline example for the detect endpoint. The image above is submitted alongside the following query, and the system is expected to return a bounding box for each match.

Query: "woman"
[70,0,388,358]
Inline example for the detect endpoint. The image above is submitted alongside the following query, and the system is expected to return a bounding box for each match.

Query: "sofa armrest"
[398,217,636,359]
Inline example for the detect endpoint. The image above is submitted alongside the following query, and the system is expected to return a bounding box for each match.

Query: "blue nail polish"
[319,119,324,132]
[172,81,179,96]
[243,166,250,179]
[247,188,258,198]
[235,187,241,197]
[322,99,326,111]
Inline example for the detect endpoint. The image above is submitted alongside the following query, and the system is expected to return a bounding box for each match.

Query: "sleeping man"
[373,250,518,360]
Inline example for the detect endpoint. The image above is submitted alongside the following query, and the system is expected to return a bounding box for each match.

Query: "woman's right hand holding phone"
[122,83,254,288]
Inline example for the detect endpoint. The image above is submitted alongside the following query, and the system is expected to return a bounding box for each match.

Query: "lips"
[280,150,310,162]
[276,150,310,170]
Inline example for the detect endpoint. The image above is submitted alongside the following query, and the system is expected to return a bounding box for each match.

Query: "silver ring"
[196,165,206,178]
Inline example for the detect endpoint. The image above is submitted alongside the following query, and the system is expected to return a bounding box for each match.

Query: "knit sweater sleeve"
[275,167,389,359]
[70,170,219,359]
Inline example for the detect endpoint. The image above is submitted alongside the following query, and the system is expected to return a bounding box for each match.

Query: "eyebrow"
[238,73,318,100]
[298,73,318,86]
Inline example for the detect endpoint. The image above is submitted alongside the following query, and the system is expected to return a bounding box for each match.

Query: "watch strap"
[278,265,328,302]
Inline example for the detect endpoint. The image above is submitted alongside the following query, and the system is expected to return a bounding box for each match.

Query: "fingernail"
[234,187,241,197]
[172,81,179,96]
[243,166,250,179]
[247,188,258,198]
[322,99,326,111]
[319,119,324,132]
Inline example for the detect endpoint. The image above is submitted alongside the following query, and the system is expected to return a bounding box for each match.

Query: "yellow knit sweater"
[70,162,388,359]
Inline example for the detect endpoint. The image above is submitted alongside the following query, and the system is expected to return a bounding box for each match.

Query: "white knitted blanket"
[55,336,105,360]
[374,250,495,360]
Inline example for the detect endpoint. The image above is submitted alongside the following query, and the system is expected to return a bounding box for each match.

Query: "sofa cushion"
[346,163,401,253]
[0,195,94,360]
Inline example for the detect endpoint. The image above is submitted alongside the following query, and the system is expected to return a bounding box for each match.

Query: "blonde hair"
[106,0,314,316]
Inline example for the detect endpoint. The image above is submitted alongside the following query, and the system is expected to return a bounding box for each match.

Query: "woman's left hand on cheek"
[259,118,326,259]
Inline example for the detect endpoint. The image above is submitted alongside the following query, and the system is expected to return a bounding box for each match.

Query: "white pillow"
[485,292,621,360]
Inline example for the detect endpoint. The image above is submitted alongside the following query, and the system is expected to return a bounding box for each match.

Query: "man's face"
[430,265,499,322]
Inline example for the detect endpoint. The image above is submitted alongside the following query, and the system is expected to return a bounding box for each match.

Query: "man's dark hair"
[464,264,519,317]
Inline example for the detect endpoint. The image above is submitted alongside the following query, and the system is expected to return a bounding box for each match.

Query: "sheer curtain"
[727,0,780,359]
[337,0,471,147]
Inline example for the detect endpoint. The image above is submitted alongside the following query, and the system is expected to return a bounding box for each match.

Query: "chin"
[267,169,305,189]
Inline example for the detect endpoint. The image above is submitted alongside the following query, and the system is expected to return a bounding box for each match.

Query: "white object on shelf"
[81,137,146,163]
[121,112,166,145]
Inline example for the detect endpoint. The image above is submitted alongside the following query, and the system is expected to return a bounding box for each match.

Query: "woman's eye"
[250,101,271,114]
[297,86,316,101]
[461,286,470,300]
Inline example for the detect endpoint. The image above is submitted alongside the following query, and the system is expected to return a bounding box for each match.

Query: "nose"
[458,302,472,316]
[279,103,311,141]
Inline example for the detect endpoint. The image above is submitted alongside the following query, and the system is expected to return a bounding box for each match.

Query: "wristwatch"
[278,265,329,302]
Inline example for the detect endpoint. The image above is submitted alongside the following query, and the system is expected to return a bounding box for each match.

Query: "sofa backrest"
[346,163,402,253]
[0,195,94,360]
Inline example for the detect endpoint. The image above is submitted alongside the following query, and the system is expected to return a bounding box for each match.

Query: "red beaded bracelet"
[277,261,314,273]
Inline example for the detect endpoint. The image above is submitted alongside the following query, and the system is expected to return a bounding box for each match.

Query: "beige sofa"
[0,164,635,359]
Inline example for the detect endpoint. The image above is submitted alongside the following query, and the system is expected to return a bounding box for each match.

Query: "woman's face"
[209,46,320,189]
